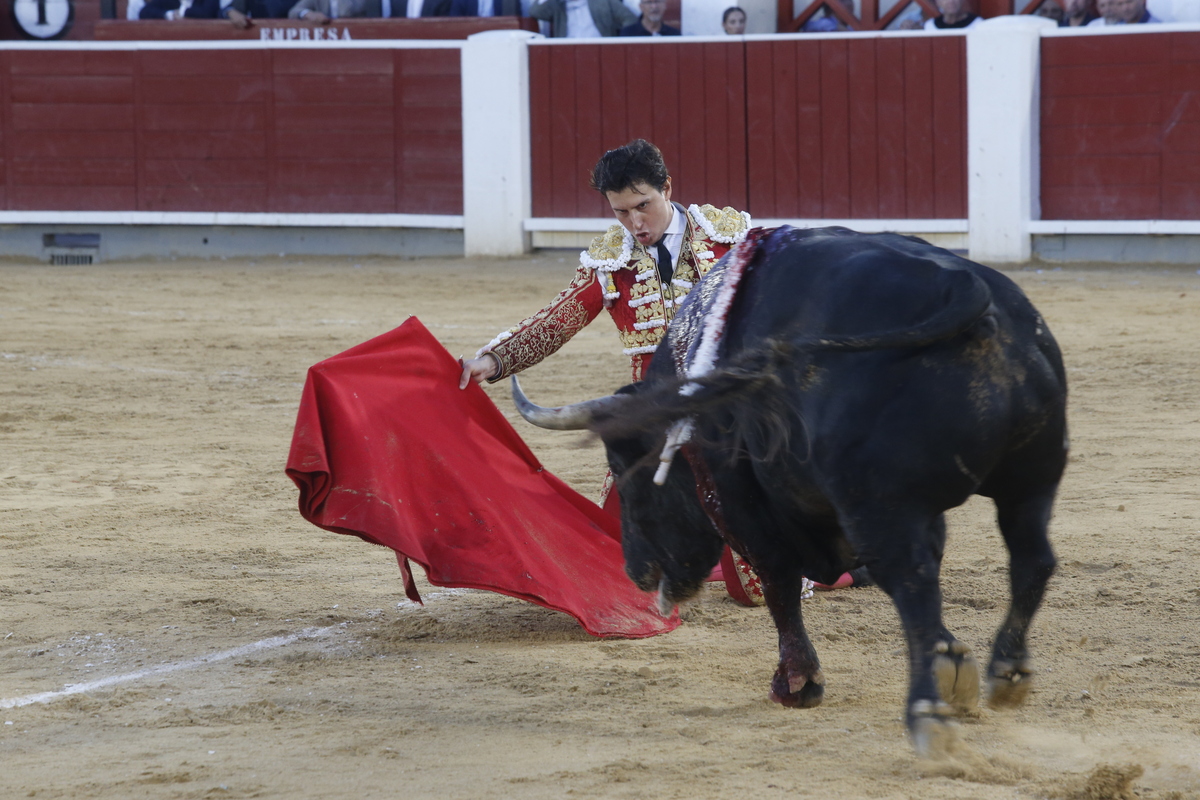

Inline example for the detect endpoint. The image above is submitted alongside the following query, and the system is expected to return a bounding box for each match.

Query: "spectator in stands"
[1059,0,1098,24]
[721,5,746,32]
[222,0,293,26]
[528,0,637,36]
[1034,0,1064,21]
[137,0,221,18]
[450,0,520,14]
[802,0,855,31]
[1088,0,1158,23]
[290,0,382,21]
[401,0,453,16]
[619,0,679,34]
[923,0,981,28]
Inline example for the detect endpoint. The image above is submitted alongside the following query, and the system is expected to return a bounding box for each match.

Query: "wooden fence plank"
[903,37,934,219]
[819,38,851,219]
[875,37,907,218]
[847,37,879,219]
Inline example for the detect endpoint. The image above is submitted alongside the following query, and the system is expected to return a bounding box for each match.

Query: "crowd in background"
[127,0,1168,34]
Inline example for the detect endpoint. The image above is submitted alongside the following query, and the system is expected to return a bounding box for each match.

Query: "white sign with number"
[12,0,74,38]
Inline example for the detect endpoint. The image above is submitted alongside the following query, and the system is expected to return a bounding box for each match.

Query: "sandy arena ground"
[0,253,1198,800]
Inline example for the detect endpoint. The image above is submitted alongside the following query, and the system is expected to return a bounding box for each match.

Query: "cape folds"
[285,317,679,638]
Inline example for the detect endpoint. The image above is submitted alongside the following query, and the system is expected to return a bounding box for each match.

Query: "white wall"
[683,0,737,34]
[683,0,776,33]
[967,16,1055,264]
[738,0,778,31]
[462,31,538,256]
[1148,0,1200,20]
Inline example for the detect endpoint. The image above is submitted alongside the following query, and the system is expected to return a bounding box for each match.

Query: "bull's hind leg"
[922,519,981,715]
[986,488,1058,709]
[933,628,980,714]
[855,512,969,756]
[759,564,825,708]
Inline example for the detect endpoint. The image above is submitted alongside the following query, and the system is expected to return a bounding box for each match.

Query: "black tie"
[655,236,673,284]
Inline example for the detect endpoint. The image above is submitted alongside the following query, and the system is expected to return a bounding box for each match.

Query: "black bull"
[514,226,1067,755]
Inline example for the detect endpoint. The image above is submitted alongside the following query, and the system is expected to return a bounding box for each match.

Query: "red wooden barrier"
[528,38,965,221]
[94,17,538,40]
[1040,31,1200,221]
[529,41,747,218]
[0,46,461,215]
[745,36,965,220]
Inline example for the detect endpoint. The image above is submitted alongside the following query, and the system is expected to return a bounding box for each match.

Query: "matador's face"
[606,179,674,249]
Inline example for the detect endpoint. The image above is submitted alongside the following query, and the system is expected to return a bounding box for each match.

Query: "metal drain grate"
[43,233,101,265]
[50,252,95,266]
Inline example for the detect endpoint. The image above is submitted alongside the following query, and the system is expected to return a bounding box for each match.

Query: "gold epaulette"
[580,224,633,273]
[688,204,752,245]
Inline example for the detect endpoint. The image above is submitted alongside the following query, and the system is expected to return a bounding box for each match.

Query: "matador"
[459,140,869,603]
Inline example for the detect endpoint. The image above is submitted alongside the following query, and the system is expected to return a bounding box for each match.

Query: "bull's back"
[723,228,1066,506]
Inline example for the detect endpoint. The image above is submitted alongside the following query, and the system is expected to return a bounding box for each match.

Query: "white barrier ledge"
[0,212,463,228]
[0,40,465,50]
[1030,220,1200,235]
[524,218,616,232]
[526,218,968,233]
[754,219,968,233]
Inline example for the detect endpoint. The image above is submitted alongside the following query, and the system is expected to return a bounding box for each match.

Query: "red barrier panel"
[93,17,538,41]
[1041,31,1200,221]
[0,45,461,216]
[529,41,747,218]
[529,37,966,221]
[746,36,965,220]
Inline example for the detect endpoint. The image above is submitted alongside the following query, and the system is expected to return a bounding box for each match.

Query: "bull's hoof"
[769,671,825,708]
[987,659,1033,709]
[909,699,960,759]
[933,640,980,713]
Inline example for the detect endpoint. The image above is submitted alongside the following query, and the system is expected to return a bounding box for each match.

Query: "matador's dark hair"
[590,139,670,195]
[722,5,745,23]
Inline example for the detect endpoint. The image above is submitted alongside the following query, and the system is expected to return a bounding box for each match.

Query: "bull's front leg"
[759,564,825,708]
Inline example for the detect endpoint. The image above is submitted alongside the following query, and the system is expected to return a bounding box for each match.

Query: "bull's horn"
[511,375,627,431]
[657,574,675,618]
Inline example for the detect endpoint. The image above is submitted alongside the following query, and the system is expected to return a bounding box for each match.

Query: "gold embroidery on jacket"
[491,298,590,379]
[488,267,595,379]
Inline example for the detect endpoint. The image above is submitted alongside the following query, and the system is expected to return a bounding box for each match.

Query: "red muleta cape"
[285,317,679,638]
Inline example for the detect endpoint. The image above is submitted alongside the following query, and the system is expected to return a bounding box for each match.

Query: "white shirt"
[565,0,602,37]
[477,0,495,14]
[650,203,686,271]
[407,0,424,16]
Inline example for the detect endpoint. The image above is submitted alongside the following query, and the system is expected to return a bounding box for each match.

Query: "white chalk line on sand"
[0,589,473,711]
[0,625,340,710]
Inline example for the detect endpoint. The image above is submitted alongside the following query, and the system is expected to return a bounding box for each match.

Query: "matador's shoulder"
[687,204,752,245]
[580,224,634,273]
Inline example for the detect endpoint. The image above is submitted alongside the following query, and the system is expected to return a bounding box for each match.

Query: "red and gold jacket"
[480,204,751,383]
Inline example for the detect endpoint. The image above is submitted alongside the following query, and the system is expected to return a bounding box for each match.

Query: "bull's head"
[512,376,724,615]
